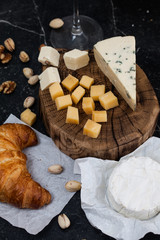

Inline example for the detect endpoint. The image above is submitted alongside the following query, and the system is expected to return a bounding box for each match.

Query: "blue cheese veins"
[94,36,136,110]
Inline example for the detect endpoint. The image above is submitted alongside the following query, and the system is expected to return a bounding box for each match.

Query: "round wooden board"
[39,49,159,160]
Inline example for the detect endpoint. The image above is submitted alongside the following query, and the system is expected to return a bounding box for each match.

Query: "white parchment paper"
[1,114,80,234]
[74,137,160,240]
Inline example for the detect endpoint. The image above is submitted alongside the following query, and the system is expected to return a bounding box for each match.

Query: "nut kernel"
[49,18,64,29]
[0,45,5,53]
[19,51,30,62]
[4,38,15,52]
[58,214,70,229]
[48,164,63,174]
[23,68,34,79]
[0,53,5,60]
[23,96,35,108]
[28,75,39,85]
[0,81,16,94]
[1,53,12,64]
[65,180,81,192]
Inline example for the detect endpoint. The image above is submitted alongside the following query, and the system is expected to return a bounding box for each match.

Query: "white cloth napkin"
[74,137,160,240]
[1,114,80,234]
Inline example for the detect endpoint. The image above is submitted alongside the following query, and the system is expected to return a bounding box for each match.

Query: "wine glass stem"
[72,0,83,36]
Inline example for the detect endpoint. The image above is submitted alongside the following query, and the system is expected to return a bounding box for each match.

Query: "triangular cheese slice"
[94,36,136,110]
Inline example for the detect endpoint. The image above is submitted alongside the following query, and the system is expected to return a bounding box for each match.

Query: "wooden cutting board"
[39,49,159,160]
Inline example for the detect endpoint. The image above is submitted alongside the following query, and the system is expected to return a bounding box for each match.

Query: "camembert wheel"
[107,156,160,220]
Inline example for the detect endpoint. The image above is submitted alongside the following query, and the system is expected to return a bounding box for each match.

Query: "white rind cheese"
[107,156,160,220]
[94,36,136,110]
[38,46,60,67]
[39,67,61,91]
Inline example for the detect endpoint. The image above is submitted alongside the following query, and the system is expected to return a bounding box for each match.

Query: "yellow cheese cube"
[55,94,72,110]
[62,74,79,91]
[71,86,85,104]
[82,97,95,114]
[90,85,105,101]
[99,91,119,110]
[83,119,101,138]
[49,82,64,101]
[79,75,94,89]
[92,111,107,122]
[66,106,79,124]
[20,108,36,126]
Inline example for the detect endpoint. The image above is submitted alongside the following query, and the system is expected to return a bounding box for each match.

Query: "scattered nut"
[0,53,5,60]
[49,18,64,29]
[19,51,30,62]
[58,214,70,229]
[0,45,5,53]
[28,75,39,85]
[4,38,15,52]
[65,180,81,192]
[23,96,35,108]
[1,53,12,64]
[23,67,34,79]
[0,81,16,94]
[39,44,46,51]
[48,164,63,174]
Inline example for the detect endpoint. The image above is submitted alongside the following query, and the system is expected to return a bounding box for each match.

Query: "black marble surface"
[0,0,160,239]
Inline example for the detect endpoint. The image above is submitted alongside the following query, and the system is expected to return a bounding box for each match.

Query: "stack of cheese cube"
[38,47,119,139]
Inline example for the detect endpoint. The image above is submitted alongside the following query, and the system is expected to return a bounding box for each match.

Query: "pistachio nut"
[4,38,15,52]
[23,67,34,79]
[23,96,35,108]
[19,51,30,62]
[58,214,70,229]
[23,68,33,79]
[28,75,39,85]
[48,164,63,174]
[65,180,81,192]
[49,18,64,29]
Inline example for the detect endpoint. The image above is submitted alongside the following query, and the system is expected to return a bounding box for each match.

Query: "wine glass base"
[50,15,104,50]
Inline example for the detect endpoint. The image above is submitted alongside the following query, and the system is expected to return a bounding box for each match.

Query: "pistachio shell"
[23,96,35,108]
[28,75,39,85]
[58,214,70,229]
[23,68,34,79]
[19,51,30,62]
[4,38,15,52]
[48,164,63,174]
[65,180,81,192]
[49,18,64,29]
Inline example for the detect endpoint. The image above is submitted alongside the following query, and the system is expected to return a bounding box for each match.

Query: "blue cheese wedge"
[107,156,160,220]
[94,36,136,110]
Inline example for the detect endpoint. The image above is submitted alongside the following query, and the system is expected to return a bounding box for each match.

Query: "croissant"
[0,123,51,209]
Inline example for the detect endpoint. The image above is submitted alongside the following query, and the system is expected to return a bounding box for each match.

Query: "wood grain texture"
[39,49,159,160]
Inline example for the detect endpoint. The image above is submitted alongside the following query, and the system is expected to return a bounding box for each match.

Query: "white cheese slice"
[39,67,61,91]
[63,49,90,70]
[107,156,160,220]
[94,36,136,110]
[38,46,60,67]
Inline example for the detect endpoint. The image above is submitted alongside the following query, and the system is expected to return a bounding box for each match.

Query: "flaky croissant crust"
[0,123,51,209]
